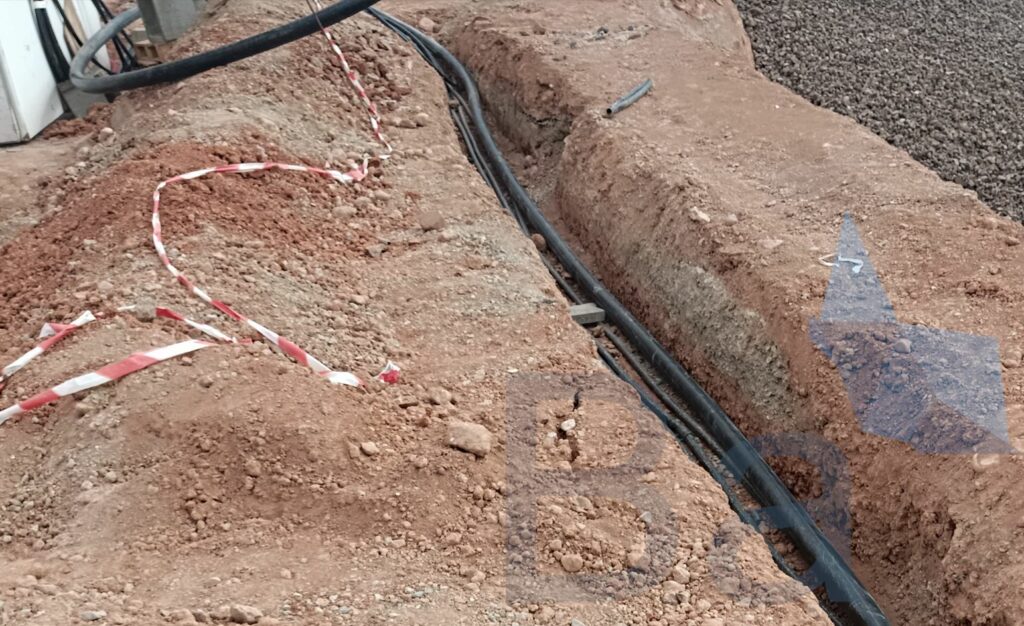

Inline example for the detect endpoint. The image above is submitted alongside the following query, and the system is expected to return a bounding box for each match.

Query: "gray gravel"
[733,0,1024,221]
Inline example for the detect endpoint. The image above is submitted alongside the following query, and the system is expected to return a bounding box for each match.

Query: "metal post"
[137,0,198,43]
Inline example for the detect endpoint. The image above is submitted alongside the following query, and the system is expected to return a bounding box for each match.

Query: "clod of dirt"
[447,420,492,457]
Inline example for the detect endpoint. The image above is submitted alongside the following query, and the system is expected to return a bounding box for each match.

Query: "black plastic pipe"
[370,10,888,625]
[70,0,381,93]
[35,6,72,83]
[69,5,887,623]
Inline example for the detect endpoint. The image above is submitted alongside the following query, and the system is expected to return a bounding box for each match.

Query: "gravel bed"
[733,0,1024,222]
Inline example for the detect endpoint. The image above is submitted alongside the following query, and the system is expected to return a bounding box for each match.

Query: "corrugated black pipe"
[369,10,888,626]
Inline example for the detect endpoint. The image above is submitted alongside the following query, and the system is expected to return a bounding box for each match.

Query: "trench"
[441,20,977,626]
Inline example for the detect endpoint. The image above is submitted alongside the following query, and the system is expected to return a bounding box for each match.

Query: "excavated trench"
[438,9,1024,625]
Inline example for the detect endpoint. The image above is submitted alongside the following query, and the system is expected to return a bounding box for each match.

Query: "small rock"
[428,386,453,405]
[1002,347,1023,369]
[417,210,445,231]
[413,112,431,127]
[199,375,214,388]
[530,233,547,251]
[365,243,387,258]
[418,16,439,33]
[280,569,293,580]
[333,204,357,219]
[688,207,711,223]
[349,294,369,305]
[244,459,262,477]
[80,610,107,622]
[191,610,211,623]
[560,553,584,573]
[360,441,380,457]
[346,442,361,459]
[1006,236,1022,247]
[168,609,197,623]
[133,304,157,322]
[661,580,685,604]
[447,421,492,457]
[893,338,913,354]
[671,562,691,584]
[104,470,118,483]
[559,418,576,433]
[228,604,262,624]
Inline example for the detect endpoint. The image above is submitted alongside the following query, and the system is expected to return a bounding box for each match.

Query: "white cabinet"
[0,0,110,144]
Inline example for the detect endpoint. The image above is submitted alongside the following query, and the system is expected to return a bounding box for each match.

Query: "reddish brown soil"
[422,0,1024,624]
[0,1,830,625]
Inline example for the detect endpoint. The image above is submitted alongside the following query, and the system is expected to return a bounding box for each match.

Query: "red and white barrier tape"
[0,338,216,426]
[0,311,95,391]
[156,307,238,343]
[152,163,365,387]
[144,8,400,388]
[308,0,393,162]
[0,14,403,427]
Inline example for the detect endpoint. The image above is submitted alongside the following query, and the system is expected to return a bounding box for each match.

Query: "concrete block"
[570,303,605,326]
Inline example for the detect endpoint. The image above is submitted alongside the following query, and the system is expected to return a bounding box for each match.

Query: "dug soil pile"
[417,0,1024,623]
[0,1,830,625]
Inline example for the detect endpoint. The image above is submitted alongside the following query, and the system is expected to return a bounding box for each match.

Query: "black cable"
[91,0,137,70]
[70,4,886,622]
[369,10,889,626]
[71,0,382,93]
[34,6,72,83]
[50,0,115,75]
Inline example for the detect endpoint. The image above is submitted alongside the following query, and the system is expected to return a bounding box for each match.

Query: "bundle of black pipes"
[70,4,889,624]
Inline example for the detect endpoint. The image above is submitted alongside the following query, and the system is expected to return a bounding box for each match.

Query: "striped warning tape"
[0,338,216,427]
[155,307,238,343]
[144,8,401,388]
[152,163,365,387]
[376,360,400,384]
[308,0,393,162]
[0,13,401,427]
[0,311,95,392]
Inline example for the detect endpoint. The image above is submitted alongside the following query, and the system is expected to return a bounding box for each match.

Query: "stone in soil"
[447,420,492,457]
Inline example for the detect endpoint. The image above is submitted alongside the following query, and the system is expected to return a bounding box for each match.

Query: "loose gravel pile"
[733,0,1024,222]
